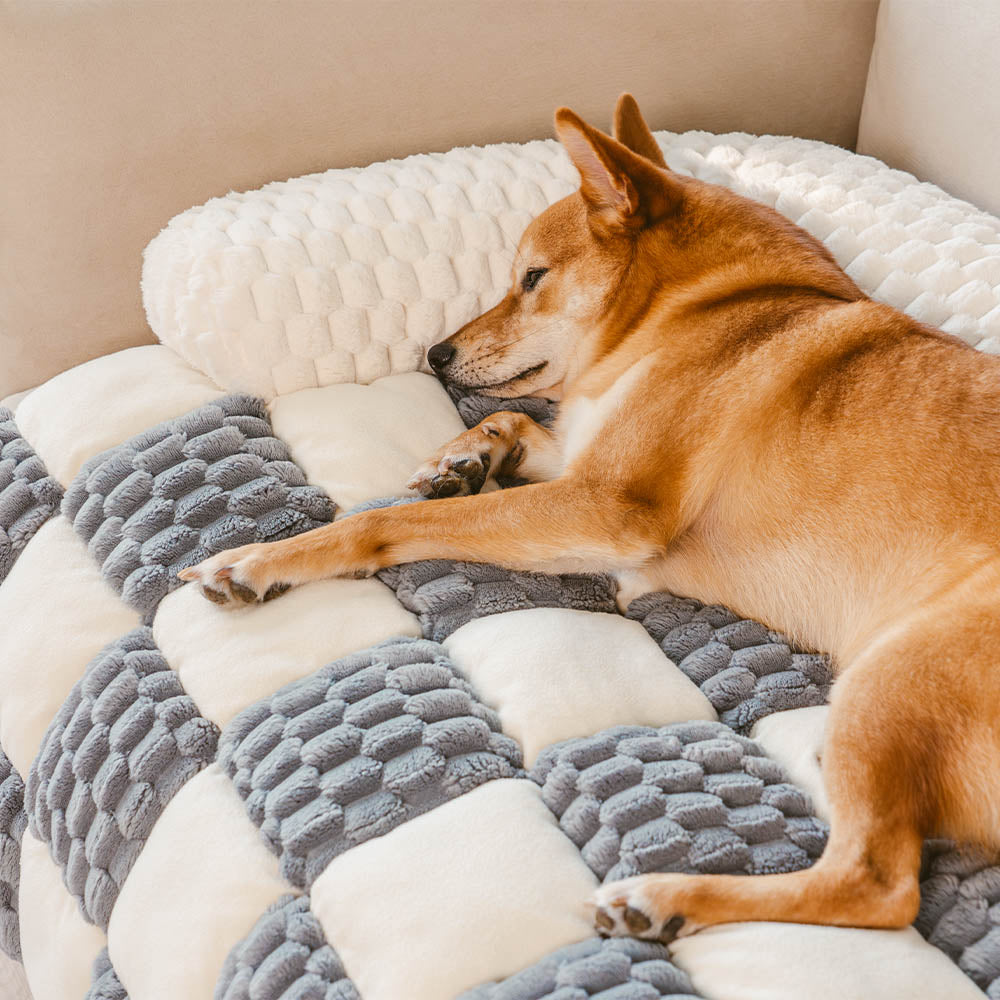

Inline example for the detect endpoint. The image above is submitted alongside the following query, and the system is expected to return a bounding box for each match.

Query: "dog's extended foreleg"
[408,411,562,498]
[179,479,665,606]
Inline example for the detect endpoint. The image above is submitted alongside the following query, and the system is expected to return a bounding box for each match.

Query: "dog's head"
[426,93,690,397]
[427,94,857,397]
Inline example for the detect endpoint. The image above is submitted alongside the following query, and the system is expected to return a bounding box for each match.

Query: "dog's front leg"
[407,410,562,498]
[179,479,664,606]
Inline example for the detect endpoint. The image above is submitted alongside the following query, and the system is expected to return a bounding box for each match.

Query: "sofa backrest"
[857,0,1000,219]
[0,0,879,398]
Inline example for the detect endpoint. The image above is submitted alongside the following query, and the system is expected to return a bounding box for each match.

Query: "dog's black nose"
[427,342,456,372]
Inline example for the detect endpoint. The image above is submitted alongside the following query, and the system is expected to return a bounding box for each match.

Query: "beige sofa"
[2,5,1000,1000]
[2,0,997,401]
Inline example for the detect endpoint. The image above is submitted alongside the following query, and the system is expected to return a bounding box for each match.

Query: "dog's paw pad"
[178,547,275,609]
[591,878,692,943]
[202,585,231,605]
[229,580,261,604]
[409,449,491,499]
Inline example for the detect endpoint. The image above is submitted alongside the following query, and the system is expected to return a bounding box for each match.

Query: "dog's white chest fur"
[559,358,652,469]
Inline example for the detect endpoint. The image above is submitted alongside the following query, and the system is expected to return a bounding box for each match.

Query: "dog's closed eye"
[522,267,549,292]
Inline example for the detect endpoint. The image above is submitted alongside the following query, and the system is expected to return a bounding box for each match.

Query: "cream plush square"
[751,706,830,820]
[0,389,32,414]
[443,608,717,767]
[267,371,466,509]
[107,764,291,1000]
[0,517,140,776]
[309,778,598,1000]
[154,576,420,729]
[14,345,221,486]
[671,921,986,1000]
[18,832,107,1000]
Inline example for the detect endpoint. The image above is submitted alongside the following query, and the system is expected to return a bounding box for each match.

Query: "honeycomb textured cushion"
[142,132,1000,399]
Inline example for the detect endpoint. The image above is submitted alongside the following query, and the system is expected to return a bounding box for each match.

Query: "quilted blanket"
[2,127,1000,1000]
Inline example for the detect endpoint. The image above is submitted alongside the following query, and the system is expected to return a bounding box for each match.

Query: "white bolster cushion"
[141,133,1000,401]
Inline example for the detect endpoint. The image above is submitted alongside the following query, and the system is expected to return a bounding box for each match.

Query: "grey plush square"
[61,394,335,621]
[220,636,523,888]
[215,894,360,1000]
[532,722,828,883]
[25,628,219,929]
[0,407,63,585]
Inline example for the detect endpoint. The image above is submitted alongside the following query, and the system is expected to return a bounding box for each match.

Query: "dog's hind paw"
[591,876,701,943]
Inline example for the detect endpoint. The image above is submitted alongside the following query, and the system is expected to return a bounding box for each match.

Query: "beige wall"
[858,0,1000,219]
[0,0,879,397]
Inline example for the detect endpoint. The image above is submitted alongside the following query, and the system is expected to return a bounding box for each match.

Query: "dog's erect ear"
[612,93,667,169]
[555,106,678,230]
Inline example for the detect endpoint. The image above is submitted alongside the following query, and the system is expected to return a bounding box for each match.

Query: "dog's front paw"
[177,545,291,608]
[407,449,492,499]
[592,876,699,943]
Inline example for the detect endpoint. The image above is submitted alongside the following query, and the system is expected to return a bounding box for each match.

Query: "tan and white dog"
[181,95,1000,942]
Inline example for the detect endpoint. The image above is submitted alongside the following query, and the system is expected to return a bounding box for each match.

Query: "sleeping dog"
[180,95,1000,942]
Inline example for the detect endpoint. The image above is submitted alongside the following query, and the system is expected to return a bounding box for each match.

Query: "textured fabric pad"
[378,559,618,642]
[447,384,558,431]
[443,610,717,769]
[0,407,63,585]
[215,893,359,1000]
[18,831,108,1000]
[532,722,828,883]
[917,842,1000,998]
[626,593,833,733]
[457,937,700,1000]
[61,394,335,621]
[220,636,522,888]
[0,750,26,961]
[308,778,598,1000]
[86,948,129,1000]
[25,628,219,928]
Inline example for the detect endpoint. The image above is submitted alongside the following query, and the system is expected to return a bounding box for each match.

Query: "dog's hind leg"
[408,411,562,498]
[592,621,980,937]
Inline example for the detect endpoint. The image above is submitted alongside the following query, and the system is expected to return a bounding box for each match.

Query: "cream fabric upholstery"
[443,609,717,768]
[310,779,598,1000]
[18,834,107,1000]
[858,0,1000,218]
[671,922,987,1000]
[0,0,879,397]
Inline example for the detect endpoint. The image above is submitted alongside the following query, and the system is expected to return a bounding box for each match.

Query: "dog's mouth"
[447,361,549,395]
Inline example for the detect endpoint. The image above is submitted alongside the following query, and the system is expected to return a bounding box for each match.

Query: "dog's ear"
[555,106,679,231]
[612,93,667,169]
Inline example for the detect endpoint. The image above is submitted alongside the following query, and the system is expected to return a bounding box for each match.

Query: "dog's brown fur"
[180,95,1000,940]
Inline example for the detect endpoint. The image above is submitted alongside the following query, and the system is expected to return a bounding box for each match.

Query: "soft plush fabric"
[268,373,466,508]
[0,408,63,585]
[13,347,221,487]
[443,610,717,767]
[0,517,141,777]
[309,780,600,1000]
[153,575,420,729]
[671,922,987,1000]
[3,127,1000,1000]
[105,765,289,1000]
[18,832,106,1000]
